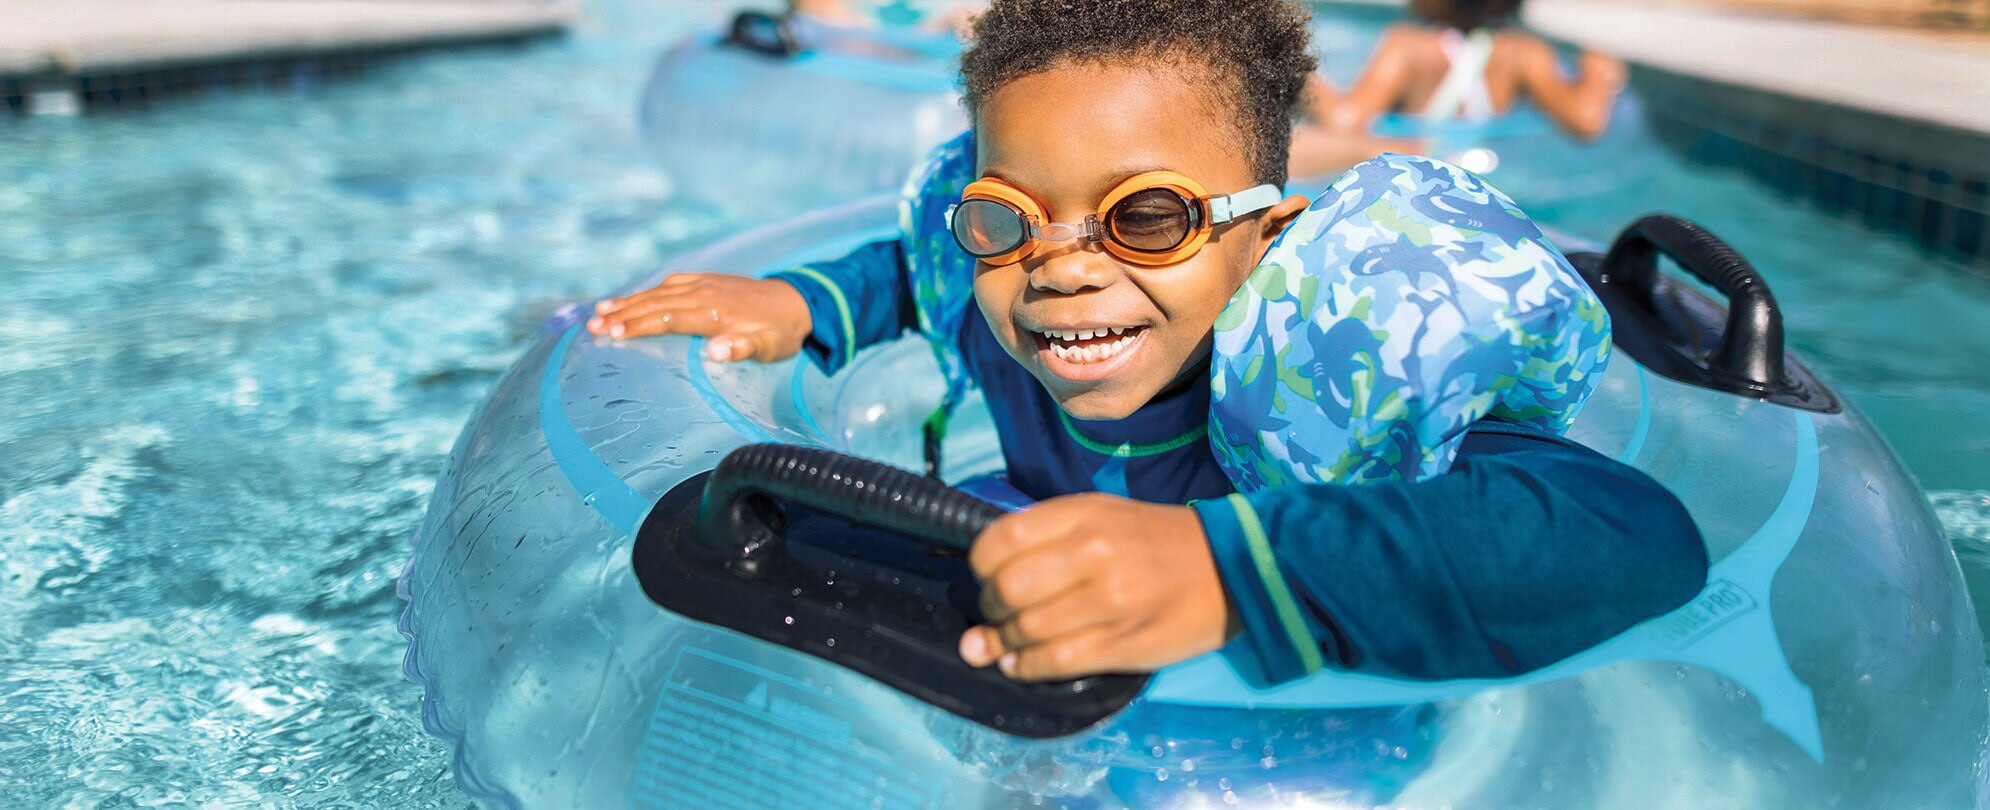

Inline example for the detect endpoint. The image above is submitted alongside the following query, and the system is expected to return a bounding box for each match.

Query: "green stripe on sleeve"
[781,265,858,367]
[1226,493,1326,674]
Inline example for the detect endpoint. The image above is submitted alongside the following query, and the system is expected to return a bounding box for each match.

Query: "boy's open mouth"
[1032,325,1150,381]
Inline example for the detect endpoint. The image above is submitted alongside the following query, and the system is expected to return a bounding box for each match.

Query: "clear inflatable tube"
[402,197,1988,808]
[637,27,965,219]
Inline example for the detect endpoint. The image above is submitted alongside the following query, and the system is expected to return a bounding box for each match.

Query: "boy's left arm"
[962,422,1710,684]
[1196,421,1709,685]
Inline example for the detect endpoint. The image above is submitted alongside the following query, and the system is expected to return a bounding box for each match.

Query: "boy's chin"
[1042,380,1151,422]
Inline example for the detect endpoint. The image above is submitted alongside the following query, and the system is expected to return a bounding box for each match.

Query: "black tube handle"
[698,444,1003,559]
[1603,215,1787,388]
[725,10,803,58]
[636,446,1148,737]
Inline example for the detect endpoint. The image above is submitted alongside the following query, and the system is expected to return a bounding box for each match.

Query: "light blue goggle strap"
[1208,184,1284,224]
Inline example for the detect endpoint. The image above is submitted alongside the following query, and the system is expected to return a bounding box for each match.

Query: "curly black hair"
[1410,0,1523,31]
[959,0,1317,187]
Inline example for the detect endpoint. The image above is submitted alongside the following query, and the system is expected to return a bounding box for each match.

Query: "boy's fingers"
[609,307,723,340]
[595,290,706,331]
[969,498,1097,577]
[991,589,1116,653]
[594,273,714,315]
[978,546,1091,622]
[958,625,1008,668]
[999,626,1120,682]
[595,285,704,319]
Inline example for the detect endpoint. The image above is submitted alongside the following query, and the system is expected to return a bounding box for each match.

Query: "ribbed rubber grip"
[698,444,1002,555]
[1604,214,1787,388]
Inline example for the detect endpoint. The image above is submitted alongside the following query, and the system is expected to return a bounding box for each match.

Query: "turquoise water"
[0,2,1985,806]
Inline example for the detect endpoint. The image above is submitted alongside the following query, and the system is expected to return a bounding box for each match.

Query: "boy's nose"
[1027,249,1115,295]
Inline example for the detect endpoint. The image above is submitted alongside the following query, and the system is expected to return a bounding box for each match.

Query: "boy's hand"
[586,273,813,363]
[958,494,1234,681]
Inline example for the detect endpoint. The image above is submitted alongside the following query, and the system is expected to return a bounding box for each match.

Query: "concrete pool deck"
[1524,0,1990,141]
[1313,0,1990,262]
[1,0,577,110]
[1514,0,1990,265]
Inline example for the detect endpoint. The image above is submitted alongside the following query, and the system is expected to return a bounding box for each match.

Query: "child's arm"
[1288,122,1427,180]
[1323,25,1421,135]
[1195,420,1706,685]
[588,238,917,373]
[959,420,1707,684]
[1512,36,1626,141]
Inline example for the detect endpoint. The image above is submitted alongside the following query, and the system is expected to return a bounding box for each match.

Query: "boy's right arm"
[587,237,916,373]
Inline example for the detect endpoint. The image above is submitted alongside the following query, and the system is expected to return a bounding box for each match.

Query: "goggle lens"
[951,198,1029,259]
[1106,188,1194,253]
[949,176,1232,265]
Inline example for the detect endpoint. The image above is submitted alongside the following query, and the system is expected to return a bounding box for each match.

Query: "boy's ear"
[1259,193,1312,242]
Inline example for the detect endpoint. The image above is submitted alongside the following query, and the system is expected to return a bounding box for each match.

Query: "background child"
[592,0,1703,687]
[1319,0,1628,140]
[1287,0,1628,177]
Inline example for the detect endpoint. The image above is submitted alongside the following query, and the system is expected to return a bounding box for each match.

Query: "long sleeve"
[1193,419,1707,686]
[766,238,920,375]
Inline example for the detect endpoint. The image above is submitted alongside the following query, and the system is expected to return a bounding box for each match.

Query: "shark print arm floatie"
[1211,153,1611,490]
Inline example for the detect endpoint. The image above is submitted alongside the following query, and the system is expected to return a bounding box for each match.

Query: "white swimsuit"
[1423,28,1497,122]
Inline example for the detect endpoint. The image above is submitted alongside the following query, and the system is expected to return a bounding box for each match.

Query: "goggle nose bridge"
[1033,216,1102,245]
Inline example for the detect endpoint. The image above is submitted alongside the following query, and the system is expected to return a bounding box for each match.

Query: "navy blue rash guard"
[768,241,1709,686]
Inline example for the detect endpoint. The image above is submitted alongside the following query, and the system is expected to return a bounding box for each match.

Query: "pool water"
[0,2,1985,806]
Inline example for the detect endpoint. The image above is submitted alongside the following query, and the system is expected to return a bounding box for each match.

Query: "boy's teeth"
[1045,331,1138,364]
[1041,327,1134,342]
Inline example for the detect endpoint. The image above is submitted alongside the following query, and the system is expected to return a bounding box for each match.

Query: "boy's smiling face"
[972,62,1308,421]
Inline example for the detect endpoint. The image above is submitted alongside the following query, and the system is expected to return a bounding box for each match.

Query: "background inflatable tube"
[637,26,965,220]
[403,197,1987,808]
[1290,97,1660,210]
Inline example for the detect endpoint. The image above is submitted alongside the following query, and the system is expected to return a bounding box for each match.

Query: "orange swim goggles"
[945,172,1283,267]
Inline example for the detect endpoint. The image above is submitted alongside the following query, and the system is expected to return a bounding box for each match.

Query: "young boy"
[592,0,1704,688]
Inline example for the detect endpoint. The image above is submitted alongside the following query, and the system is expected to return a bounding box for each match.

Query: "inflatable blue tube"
[637,21,965,219]
[402,197,1988,807]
